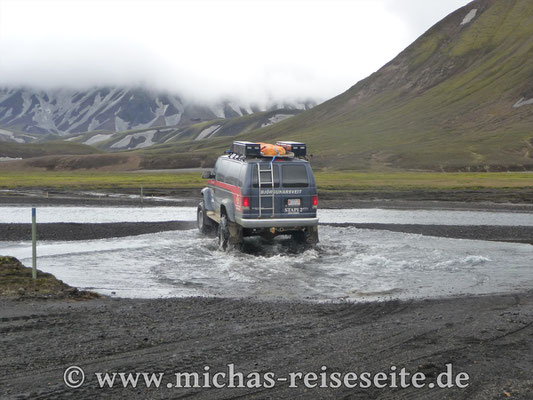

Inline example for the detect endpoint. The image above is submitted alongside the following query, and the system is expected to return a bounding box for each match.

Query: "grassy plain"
[0,170,531,191]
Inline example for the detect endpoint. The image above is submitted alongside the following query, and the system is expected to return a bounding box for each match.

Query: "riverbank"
[1,188,532,244]
[0,221,532,244]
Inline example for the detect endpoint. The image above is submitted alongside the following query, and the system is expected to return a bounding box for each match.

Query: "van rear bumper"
[236,216,319,228]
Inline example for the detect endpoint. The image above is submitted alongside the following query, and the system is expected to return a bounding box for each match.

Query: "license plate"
[287,198,301,207]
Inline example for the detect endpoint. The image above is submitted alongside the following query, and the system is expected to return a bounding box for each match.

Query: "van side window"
[239,165,247,187]
[215,160,228,183]
[225,162,242,186]
[213,159,220,181]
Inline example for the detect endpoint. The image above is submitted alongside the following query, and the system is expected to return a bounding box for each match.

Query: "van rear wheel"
[292,231,306,244]
[218,214,243,251]
[218,214,230,250]
[293,227,319,245]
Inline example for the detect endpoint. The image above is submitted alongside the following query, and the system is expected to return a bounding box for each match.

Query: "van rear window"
[282,165,309,187]
[252,165,280,188]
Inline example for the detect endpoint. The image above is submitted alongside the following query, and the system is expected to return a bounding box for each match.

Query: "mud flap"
[292,226,319,245]
[306,226,319,244]
[228,221,243,245]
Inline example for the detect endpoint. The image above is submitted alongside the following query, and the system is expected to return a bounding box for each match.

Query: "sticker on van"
[260,189,303,195]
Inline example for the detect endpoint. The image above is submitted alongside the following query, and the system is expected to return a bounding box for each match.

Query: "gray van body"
[200,154,319,244]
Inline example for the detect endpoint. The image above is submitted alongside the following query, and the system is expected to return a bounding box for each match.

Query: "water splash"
[1,226,531,302]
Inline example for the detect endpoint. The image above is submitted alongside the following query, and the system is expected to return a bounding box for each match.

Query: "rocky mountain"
[0,87,315,138]
[66,109,302,151]
[234,0,533,171]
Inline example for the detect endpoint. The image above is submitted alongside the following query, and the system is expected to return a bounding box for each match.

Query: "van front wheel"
[197,201,214,235]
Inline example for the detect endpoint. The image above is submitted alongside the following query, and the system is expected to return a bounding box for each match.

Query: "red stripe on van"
[208,179,243,212]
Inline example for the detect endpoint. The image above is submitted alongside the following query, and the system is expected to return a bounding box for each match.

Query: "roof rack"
[229,140,307,159]
[275,141,307,157]
[230,141,261,157]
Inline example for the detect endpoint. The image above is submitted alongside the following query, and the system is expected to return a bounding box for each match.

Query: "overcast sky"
[0,0,471,103]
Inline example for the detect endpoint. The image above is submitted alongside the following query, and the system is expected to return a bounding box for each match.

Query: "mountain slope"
[234,0,533,170]
[0,141,101,159]
[0,87,315,136]
[65,109,301,151]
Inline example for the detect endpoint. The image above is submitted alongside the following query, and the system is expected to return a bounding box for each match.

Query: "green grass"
[0,256,65,295]
[0,171,207,189]
[0,256,98,299]
[0,171,205,189]
[314,171,533,190]
[0,171,531,190]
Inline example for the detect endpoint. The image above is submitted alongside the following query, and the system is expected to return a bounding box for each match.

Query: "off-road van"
[197,141,319,249]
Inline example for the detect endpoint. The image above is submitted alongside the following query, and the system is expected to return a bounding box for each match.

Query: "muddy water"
[1,226,531,301]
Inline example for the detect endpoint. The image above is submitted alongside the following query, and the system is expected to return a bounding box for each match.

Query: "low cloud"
[0,0,469,103]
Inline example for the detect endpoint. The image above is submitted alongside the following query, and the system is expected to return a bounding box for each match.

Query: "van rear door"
[278,163,315,218]
[248,162,316,219]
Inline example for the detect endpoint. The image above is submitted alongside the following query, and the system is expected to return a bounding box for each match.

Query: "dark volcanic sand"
[1,292,532,399]
[0,222,532,244]
[0,221,196,241]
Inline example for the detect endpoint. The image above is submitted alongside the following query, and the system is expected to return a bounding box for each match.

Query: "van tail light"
[242,196,250,209]
[312,195,318,208]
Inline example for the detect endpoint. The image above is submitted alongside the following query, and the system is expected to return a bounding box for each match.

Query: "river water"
[1,206,533,226]
[0,206,531,302]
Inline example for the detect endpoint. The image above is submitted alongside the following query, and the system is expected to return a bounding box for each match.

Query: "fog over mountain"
[0,0,470,104]
[0,86,315,136]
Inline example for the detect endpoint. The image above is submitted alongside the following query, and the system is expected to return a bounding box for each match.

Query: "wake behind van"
[198,141,319,250]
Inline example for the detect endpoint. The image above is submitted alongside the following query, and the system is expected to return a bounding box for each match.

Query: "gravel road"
[1,292,532,399]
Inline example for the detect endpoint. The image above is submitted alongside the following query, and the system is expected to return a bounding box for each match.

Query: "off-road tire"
[197,201,214,235]
[218,214,230,250]
[293,227,319,245]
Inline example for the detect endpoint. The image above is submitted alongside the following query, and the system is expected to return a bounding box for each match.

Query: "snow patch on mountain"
[0,157,22,162]
[461,9,477,25]
[84,133,114,146]
[513,97,533,108]
[110,130,157,149]
[261,114,295,128]
[115,115,129,132]
[164,114,181,126]
[196,125,221,140]
[228,102,243,117]
[211,105,225,119]
[0,128,24,143]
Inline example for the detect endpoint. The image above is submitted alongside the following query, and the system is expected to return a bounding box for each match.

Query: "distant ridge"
[0,86,315,137]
